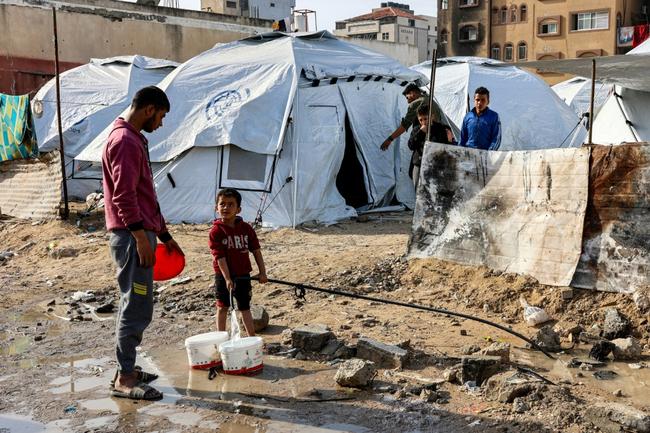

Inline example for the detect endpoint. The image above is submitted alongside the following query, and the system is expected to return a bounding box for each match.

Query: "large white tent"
[33,55,178,198]
[591,40,650,144]
[76,31,427,226]
[412,57,587,150]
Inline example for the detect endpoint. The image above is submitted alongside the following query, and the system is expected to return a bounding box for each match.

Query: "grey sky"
[174,0,437,31]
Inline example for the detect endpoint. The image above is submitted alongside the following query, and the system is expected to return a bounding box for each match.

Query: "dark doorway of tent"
[336,116,370,209]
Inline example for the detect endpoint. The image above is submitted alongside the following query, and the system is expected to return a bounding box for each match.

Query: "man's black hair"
[217,188,242,207]
[474,86,490,98]
[131,86,170,111]
[402,83,422,96]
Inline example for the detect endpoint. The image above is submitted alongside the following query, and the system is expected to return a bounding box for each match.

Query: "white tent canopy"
[591,42,650,145]
[33,55,178,198]
[77,31,427,227]
[411,57,587,150]
[552,77,612,120]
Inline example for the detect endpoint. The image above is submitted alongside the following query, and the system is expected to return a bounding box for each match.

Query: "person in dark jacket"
[103,86,184,401]
[408,103,454,188]
[459,86,501,150]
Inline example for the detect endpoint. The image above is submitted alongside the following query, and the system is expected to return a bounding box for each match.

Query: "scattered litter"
[462,381,481,394]
[169,276,193,286]
[63,405,77,414]
[70,291,96,302]
[468,420,481,427]
[156,286,168,294]
[629,363,646,370]
[520,297,551,326]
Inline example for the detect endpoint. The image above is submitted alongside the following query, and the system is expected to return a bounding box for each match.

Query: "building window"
[440,29,448,43]
[409,19,415,27]
[441,0,448,10]
[500,6,508,24]
[459,25,478,42]
[510,5,518,23]
[539,19,559,35]
[382,32,389,40]
[226,0,237,7]
[459,0,478,6]
[492,7,499,23]
[518,42,527,60]
[270,2,275,6]
[491,44,501,60]
[504,43,513,61]
[520,4,527,22]
[572,11,609,31]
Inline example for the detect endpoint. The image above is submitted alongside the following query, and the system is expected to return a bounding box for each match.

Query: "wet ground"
[3,301,650,433]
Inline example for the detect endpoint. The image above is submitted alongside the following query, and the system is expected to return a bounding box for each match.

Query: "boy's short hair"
[474,86,490,98]
[417,103,430,116]
[132,86,170,111]
[217,188,242,206]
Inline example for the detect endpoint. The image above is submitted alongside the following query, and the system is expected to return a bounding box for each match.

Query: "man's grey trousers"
[109,229,157,374]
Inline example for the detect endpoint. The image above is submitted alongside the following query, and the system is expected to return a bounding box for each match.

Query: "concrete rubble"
[585,403,650,433]
[602,308,631,340]
[611,337,642,360]
[250,305,269,332]
[291,324,334,352]
[334,359,377,388]
[532,325,562,352]
[356,337,409,368]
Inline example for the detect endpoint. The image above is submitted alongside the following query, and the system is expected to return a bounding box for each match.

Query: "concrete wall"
[0,0,272,95]
[340,37,420,66]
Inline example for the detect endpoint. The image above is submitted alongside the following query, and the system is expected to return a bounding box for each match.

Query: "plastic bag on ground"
[520,297,552,326]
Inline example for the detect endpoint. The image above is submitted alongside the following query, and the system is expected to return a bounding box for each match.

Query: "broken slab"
[611,337,642,361]
[479,342,510,363]
[459,355,502,386]
[291,325,334,352]
[484,371,544,403]
[334,358,376,388]
[320,339,343,357]
[356,337,408,368]
[586,403,650,433]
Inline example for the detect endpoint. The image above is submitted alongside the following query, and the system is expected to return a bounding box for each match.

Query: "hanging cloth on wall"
[0,93,39,162]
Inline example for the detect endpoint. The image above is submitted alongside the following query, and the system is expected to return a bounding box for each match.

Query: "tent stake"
[588,58,596,145]
[426,49,438,143]
[52,6,69,220]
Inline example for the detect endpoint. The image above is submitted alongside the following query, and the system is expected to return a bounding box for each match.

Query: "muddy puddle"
[513,346,650,406]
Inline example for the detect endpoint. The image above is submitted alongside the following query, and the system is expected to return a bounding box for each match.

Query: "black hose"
[242,276,556,360]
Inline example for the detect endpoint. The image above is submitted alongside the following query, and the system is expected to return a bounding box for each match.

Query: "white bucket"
[218,336,264,375]
[184,331,230,370]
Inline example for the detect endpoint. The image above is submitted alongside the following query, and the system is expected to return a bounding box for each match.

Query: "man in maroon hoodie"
[103,86,183,400]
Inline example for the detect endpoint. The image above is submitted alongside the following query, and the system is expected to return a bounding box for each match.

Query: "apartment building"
[438,0,650,63]
[201,0,295,21]
[335,2,430,62]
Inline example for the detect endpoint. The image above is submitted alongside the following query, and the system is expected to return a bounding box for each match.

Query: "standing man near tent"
[459,87,501,150]
[380,83,443,185]
[103,86,184,401]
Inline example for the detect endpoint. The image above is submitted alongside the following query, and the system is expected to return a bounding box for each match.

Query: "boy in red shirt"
[209,188,267,336]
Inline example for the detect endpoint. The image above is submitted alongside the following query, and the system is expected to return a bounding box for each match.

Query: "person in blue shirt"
[459,87,501,151]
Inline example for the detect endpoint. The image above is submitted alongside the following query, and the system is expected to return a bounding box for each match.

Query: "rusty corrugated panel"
[0,151,62,219]
[571,143,650,292]
[409,143,590,286]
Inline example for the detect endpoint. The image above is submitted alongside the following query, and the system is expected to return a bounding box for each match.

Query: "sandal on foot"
[110,381,163,401]
[110,366,159,389]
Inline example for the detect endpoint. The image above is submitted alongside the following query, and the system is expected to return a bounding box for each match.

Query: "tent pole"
[588,58,596,145]
[52,6,69,220]
[426,49,438,143]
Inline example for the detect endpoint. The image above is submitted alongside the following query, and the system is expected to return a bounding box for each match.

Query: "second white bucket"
[185,331,230,370]
[218,336,264,375]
